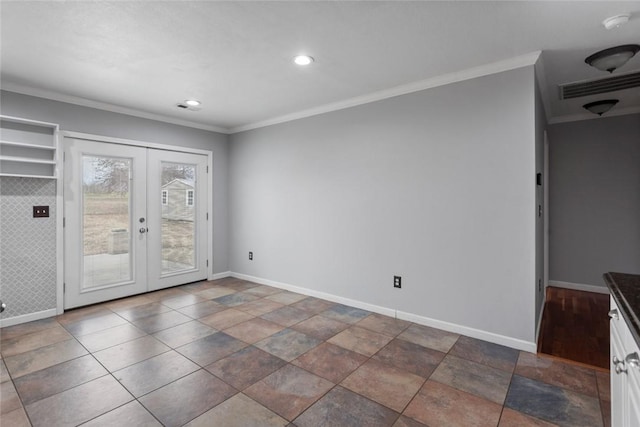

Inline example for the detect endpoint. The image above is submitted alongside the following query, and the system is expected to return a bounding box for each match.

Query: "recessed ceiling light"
[184,99,201,107]
[293,55,314,66]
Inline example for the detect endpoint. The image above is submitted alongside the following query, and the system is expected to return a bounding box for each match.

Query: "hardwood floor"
[538,286,610,369]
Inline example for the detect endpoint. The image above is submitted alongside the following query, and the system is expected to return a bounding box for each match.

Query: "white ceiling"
[1,1,639,133]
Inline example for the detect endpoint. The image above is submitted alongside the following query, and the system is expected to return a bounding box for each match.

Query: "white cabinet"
[0,115,59,179]
[610,297,640,427]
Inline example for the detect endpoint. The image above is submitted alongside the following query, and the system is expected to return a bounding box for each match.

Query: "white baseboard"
[548,280,610,295]
[210,271,232,280]
[0,309,57,328]
[231,272,396,318]
[230,272,537,353]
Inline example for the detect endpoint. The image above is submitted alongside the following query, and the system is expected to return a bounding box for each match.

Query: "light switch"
[33,206,49,218]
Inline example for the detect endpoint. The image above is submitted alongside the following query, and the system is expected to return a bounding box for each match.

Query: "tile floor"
[0,277,611,427]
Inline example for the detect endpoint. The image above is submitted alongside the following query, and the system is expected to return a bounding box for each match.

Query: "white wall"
[229,66,538,347]
[549,113,640,287]
[0,90,230,275]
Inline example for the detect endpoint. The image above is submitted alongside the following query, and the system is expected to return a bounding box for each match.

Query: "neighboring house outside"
[161,179,195,221]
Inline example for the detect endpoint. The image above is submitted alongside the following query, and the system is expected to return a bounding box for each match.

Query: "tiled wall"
[0,177,57,320]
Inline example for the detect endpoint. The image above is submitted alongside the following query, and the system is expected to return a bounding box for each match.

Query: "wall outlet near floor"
[538,279,542,292]
[249,251,253,260]
[394,276,401,288]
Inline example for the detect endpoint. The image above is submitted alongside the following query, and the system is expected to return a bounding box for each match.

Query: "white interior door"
[64,139,147,308]
[146,149,208,290]
[64,139,209,308]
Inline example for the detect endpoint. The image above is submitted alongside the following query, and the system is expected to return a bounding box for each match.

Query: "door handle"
[139,228,147,234]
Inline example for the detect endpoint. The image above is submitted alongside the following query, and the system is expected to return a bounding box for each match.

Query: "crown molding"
[1,83,231,134]
[548,106,640,125]
[230,51,542,133]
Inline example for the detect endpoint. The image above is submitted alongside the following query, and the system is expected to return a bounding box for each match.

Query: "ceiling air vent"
[559,70,640,100]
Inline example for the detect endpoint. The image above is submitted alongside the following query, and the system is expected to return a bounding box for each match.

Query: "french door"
[64,138,208,308]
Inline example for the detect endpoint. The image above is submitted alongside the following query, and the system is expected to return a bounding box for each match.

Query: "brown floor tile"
[596,370,610,402]
[374,338,445,378]
[206,346,286,390]
[180,280,220,293]
[602,399,611,427]
[0,359,9,383]
[0,380,22,414]
[1,325,73,357]
[235,298,285,316]
[93,335,170,372]
[63,312,129,337]
[185,392,287,427]
[449,335,519,372]
[1,407,30,427]
[82,400,162,426]
[223,318,284,344]
[25,375,133,427]
[103,294,154,311]
[294,385,399,427]
[140,369,236,427]
[177,332,248,366]
[76,323,146,352]
[290,297,335,314]
[243,285,285,297]
[328,326,393,357]
[404,380,502,427]
[292,342,367,383]
[515,352,598,396]
[132,310,192,334]
[320,304,371,324]
[0,317,59,341]
[14,354,107,405]
[177,300,227,319]
[223,280,261,291]
[4,338,87,379]
[114,350,199,397]
[430,354,512,404]
[145,287,190,301]
[255,329,321,361]
[152,320,216,348]
[342,359,424,412]
[265,291,308,305]
[357,313,411,337]
[261,306,313,327]
[245,364,333,421]
[394,415,428,427]
[56,305,112,326]
[397,324,459,353]
[115,302,172,322]
[498,408,557,426]
[159,293,207,309]
[194,286,237,300]
[292,315,350,341]
[214,292,261,307]
[198,309,254,330]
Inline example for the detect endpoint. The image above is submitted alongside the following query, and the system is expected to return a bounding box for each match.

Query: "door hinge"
[63,217,65,227]
[206,166,209,173]
[206,212,209,220]
[63,283,66,293]
[206,260,209,267]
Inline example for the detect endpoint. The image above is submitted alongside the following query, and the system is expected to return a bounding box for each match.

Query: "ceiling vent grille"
[560,71,640,100]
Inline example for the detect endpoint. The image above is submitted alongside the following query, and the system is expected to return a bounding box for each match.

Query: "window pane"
[82,155,132,288]
[160,162,196,274]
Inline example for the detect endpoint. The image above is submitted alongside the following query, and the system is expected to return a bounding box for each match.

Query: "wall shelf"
[0,115,59,179]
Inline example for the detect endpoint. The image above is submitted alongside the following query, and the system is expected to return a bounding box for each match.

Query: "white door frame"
[60,131,214,310]
[543,131,549,290]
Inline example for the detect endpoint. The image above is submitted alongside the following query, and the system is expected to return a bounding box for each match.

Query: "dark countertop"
[605,272,640,347]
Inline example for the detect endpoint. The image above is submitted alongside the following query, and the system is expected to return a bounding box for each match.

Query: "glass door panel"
[82,155,132,288]
[160,162,196,274]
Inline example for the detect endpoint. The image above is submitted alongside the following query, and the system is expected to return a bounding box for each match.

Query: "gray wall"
[230,66,538,344]
[549,113,640,287]
[534,75,547,330]
[0,90,229,276]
